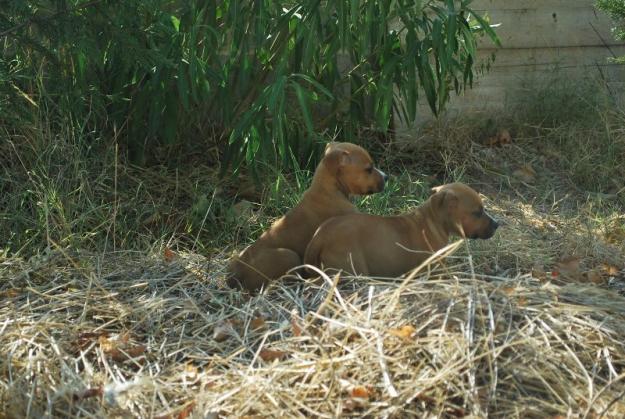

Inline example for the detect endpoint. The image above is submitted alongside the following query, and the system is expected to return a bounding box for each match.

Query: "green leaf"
[170,15,180,32]
[292,81,314,135]
[2,0,498,177]
[267,76,287,113]
[417,49,438,115]
[469,10,501,46]
[291,74,334,99]
[245,126,261,164]
[446,13,458,54]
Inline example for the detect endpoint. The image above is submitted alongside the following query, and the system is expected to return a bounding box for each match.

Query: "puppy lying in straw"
[227,142,387,292]
[304,182,499,277]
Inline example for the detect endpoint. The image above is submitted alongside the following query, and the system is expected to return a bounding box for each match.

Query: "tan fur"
[227,142,387,291]
[304,183,499,277]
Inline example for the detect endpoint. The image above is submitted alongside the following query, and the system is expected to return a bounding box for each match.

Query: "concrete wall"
[409,0,625,122]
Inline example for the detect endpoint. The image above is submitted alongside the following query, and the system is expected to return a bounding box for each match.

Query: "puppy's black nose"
[378,169,388,182]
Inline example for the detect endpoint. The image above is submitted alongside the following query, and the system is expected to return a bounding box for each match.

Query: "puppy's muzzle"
[480,213,499,239]
[376,168,388,191]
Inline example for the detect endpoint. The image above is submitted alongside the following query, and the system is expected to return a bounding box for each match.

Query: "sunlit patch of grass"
[357,171,430,216]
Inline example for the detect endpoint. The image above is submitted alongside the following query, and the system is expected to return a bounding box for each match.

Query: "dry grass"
[2,98,625,417]
[390,114,625,274]
[2,236,625,418]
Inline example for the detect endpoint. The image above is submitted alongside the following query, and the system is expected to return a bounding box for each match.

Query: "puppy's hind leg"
[232,248,301,292]
[346,251,369,277]
[321,250,369,277]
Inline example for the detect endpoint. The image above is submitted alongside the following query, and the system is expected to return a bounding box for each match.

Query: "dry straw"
[2,242,625,418]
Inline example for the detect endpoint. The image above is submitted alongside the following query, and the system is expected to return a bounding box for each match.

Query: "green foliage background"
[0,0,497,175]
[597,0,625,62]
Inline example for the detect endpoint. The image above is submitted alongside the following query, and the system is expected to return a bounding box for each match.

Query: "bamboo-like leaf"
[417,45,438,116]
[170,15,180,32]
[267,75,286,114]
[1,0,497,175]
[460,22,477,58]
[291,74,334,99]
[446,12,458,55]
[245,126,261,164]
[469,9,501,46]
[292,81,314,135]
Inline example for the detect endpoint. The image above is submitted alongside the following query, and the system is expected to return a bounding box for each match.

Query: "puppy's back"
[304,213,371,268]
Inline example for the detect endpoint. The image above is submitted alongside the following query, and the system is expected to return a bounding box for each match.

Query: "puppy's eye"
[365,167,374,174]
[473,207,484,217]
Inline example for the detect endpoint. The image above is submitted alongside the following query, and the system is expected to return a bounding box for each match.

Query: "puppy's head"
[431,183,499,239]
[322,142,387,195]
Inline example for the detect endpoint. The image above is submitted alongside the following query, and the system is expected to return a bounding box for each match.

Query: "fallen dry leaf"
[259,349,288,362]
[123,345,147,358]
[250,316,267,331]
[76,331,110,351]
[388,325,416,340]
[513,164,537,183]
[291,316,303,337]
[350,385,371,400]
[98,335,115,352]
[485,128,512,147]
[106,345,146,362]
[501,285,516,295]
[163,247,176,262]
[176,401,196,419]
[97,332,145,361]
[601,263,620,276]
[554,256,583,281]
[0,288,20,298]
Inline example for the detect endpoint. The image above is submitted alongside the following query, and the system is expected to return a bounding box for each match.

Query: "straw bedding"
[2,241,625,418]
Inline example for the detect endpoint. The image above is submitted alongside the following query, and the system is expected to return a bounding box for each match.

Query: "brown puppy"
[304,183,498,277]
[227,142,387,291]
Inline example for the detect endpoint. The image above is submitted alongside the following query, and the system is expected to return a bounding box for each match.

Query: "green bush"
[1,1,498,175]
[597,0,625,62]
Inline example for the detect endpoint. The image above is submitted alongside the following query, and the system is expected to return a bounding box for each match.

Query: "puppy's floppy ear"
[323,147,350,173]
[430,186,458,210]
